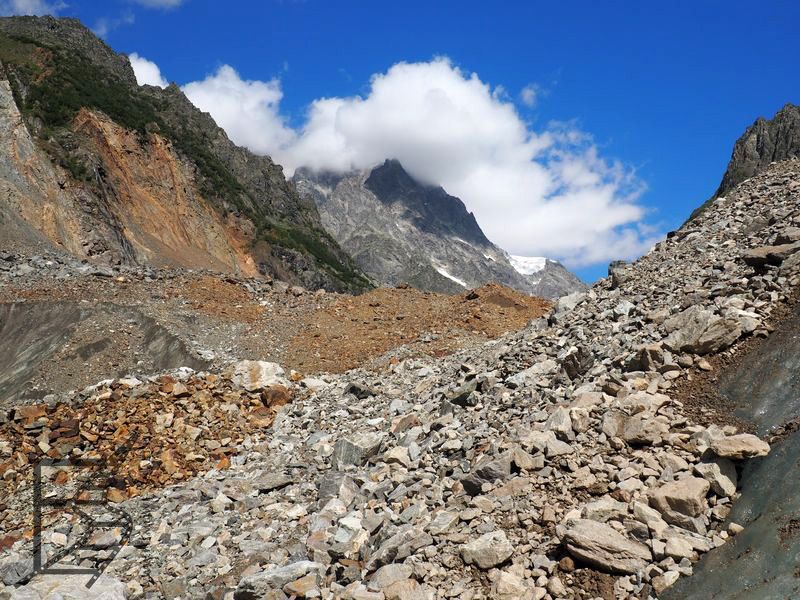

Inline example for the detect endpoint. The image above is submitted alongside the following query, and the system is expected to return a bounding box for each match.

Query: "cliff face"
[73,109,258,274]
[0,16,369,292]
[295,161,586,297]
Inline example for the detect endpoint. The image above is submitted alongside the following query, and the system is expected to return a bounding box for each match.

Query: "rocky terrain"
[2,146,799,599]
[294,161,585,299]
[0,16,368,292]
[0,252,550,409]
[0,13,798,600]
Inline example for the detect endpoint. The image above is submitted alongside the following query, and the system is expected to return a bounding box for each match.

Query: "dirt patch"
[171,276,264,323]
[670,288,800,433]
[0,272,552,398]
[286,283,552,373]
[570,568,616,600]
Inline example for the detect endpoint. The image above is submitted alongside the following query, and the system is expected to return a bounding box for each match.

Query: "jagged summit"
[364,159,491,247]
[295,160,586,298]
[716,102,800,197]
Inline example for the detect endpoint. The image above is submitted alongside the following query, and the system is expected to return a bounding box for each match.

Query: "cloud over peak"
[0,0,65,16]
[182,65,296,156]
[132,55,661,268]
[129,52,168,87]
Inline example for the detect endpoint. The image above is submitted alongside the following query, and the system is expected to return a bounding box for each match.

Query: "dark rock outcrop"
[716,103,800,197]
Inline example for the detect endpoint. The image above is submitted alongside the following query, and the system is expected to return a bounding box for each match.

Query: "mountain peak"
[364,159,490,247]
[0,15,137,86]
[716,102,800,197]
[294,162,586,297]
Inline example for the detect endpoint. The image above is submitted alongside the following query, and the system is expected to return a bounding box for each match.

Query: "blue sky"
[5,0,798,281]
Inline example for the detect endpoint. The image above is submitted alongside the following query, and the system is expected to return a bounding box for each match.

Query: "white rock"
[461,531,514,570]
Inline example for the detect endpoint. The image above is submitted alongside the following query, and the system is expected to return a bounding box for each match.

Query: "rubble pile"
[1,159,799,598]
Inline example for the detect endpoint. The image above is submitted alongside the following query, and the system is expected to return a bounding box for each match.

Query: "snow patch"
[509,255,548,276]
[434,266,468,288]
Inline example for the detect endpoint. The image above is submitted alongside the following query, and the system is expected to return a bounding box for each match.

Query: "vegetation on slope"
[0,30,370,290]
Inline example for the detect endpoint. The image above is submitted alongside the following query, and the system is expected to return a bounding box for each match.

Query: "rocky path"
[1,160,799,598]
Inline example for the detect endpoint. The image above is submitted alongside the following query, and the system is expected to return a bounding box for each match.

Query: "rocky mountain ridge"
[294,160,585,298]
[716,102,800,197]
[690,102,800,222]
[0,16,369,292]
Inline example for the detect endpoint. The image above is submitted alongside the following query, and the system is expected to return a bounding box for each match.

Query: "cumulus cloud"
[182,65,296,156]
[0,0,65,15]
[129,52,168,87]
[151,57,660,268]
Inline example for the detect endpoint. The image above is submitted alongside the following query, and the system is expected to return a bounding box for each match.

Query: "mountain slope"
[294,160,585,297]
[0,16,370,292]
[509,255,587,299]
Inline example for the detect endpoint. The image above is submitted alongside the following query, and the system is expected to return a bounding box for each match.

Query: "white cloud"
[0,0,65,15]
[129,52,168,87]
[181,65,296,156]
[93,12,135,39]
[131,0,184,8]
[520,83,539,108]
[155,57,659,268]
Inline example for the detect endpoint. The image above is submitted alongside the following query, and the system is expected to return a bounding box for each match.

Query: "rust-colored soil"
[174,276,265,323]
[0,274,551,377]
[285,283,552,373]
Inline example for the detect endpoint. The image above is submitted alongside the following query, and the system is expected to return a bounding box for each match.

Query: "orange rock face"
[0,74,259,276]
[73,108,258,276]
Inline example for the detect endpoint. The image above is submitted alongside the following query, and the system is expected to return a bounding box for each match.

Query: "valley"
[0,11,798,600]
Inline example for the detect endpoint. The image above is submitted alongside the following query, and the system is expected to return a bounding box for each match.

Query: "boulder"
[0,552,32,585]
[461,531,514,569]
[556,291,585,314]
[544,407,573,439]
[344,382,377,399]
[10,574,128,599]
[333,433,384,469]
[692,318,742,354]
[560,519,651,574]
[369,564,413,590]
[649,477,710,518]
[620,414,670,445]
[367,526,433,570]
[231,360,287,392]
[742,242,800,270]
[694,459,737,497]
[445,379,478,407]
[608,260,630,289]
[383,579,428,600]
[663,306,741,354]
[710,434,770,459]
[235,561,325,599]
[462,453,512,495]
